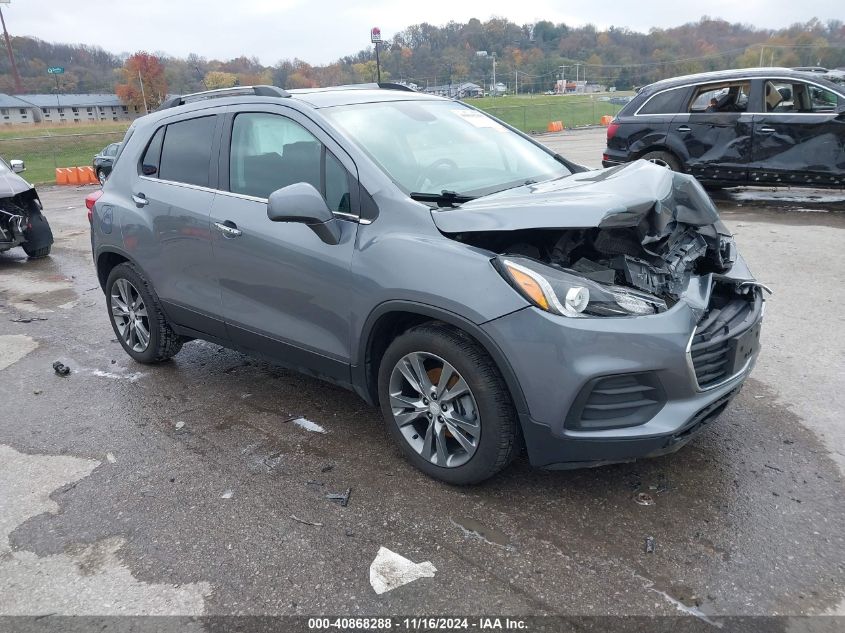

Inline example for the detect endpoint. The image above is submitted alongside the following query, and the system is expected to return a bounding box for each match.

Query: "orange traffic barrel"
[600,115,613,125]
[547,120,564,132]
[55,168,68,185]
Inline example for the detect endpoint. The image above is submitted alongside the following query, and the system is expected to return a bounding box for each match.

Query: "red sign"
[370,27,382,43]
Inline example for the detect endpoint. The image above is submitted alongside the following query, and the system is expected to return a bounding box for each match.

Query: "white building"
[0,93,144,125]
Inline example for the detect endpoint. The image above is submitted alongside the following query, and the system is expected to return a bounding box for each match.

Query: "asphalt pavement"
[1,131,844,623]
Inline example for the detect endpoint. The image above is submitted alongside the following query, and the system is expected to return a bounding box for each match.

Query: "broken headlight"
[495,256,666,317]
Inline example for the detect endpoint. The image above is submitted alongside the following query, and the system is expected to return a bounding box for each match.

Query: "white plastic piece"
[369,547,436,594]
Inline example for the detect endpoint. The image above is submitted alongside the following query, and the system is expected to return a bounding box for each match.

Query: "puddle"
[450,516,511,547]
[0,267,77,312]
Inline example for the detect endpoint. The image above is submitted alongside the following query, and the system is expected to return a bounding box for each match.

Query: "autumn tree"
[115,52,167,111]
[204,71,238,89]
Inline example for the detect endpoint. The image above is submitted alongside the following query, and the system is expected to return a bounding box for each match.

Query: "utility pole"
[759,46,765,67]
[492,54,497,97]
[514,69,518,95]
[138,69,149,114]
[0,5,23,93]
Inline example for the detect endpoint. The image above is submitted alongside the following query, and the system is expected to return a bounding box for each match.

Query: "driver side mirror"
[10,159,25,173]
[266,182,340,245]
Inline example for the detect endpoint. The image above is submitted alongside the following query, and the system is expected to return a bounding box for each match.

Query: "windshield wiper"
[410,190,476,207]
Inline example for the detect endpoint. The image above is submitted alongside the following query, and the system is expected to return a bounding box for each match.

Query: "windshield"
[322,100,571,198]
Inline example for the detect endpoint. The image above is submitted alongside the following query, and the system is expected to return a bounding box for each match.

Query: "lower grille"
[690,287,762,389]
[566,372,665,430]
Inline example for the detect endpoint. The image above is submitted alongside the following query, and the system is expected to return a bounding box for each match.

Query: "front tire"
[378,323,519,485]
[105,263,184,363]
[22,244,51,258]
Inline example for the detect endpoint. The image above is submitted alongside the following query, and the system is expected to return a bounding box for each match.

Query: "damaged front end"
[0,186,53,257]
[433,161,746,317]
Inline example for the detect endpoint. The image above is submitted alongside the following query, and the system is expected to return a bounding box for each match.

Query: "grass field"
[472,92,634,133]
[0,122,130,185]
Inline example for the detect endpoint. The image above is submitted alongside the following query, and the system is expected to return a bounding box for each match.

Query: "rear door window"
[158,116,217,187]
[689,82,751,113]
[140,127,164,177]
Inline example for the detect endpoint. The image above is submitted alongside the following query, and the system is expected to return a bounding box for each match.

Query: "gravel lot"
[1,129,843,625]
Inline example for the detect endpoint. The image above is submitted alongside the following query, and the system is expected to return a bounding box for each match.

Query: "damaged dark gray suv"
[90,84,765,484]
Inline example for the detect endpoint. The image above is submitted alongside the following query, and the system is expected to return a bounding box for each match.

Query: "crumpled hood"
[431,160,730,239]
[0,167,33,198]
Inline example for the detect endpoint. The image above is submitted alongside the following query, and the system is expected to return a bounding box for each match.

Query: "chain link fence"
[480,98,625,133]
[0,129,127,185]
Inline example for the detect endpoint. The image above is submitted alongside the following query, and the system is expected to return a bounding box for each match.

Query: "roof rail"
[377,82,417,92]
[157,85,290,111]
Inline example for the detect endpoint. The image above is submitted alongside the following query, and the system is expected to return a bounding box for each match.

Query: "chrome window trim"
[633,75,844,118]
[138,175,364,223]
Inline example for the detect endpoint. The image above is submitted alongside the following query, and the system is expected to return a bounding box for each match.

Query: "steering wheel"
[413,158,459,190]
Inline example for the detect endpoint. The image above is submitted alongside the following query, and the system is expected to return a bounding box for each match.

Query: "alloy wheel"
[647,157,671,169]
[110,278,150,353]
[388,351,481,468]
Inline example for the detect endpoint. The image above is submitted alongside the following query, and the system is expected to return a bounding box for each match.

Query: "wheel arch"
[95,248,137,291]
[633,144,685,171]
[354,301,529,417]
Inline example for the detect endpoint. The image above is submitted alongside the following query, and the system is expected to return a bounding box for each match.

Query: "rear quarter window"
[636,88,688,115]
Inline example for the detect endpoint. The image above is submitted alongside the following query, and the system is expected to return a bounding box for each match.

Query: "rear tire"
[640,150,681,172]
[105,262,184,364]
[378,322,519,485]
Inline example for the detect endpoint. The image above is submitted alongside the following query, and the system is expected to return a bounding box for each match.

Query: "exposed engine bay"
[453,222,736,307]
[431,161,742,313]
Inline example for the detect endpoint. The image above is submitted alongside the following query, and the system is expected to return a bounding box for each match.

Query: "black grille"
[566,372,665,430]
[690,288,762,389]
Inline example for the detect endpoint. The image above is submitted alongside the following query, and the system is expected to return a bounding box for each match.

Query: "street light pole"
[492,54,496,97]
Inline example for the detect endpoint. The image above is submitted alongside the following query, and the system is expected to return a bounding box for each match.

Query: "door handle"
[758,126,776,133]
[676,125,691,132]
[132,193,149,207]
[214,221,242,238]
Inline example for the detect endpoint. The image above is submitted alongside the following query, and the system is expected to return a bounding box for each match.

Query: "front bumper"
[482,282,762,469]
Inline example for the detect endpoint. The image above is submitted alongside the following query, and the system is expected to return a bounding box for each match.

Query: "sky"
[1,0,841,66]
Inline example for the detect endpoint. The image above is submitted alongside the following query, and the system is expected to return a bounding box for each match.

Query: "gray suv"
[90,84,765,484]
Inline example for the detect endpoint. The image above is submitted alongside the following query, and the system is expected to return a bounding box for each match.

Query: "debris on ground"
[325,488,351,507]
[645,536,656,553]
[369,546,437,595]
[306,480,324,487]
[320,464,335,473]
[221,490,234,499]
[52,361,70,376]
[263,453,283,470]
[635,492,655,506]
[174,421,185,430]
[106,452,117,464]
[10,316,48,323]
[290,514,323,527]
[33,389,42,395]
[293,417,326,433]
[345,528,355,537]
[765,464,784,473]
